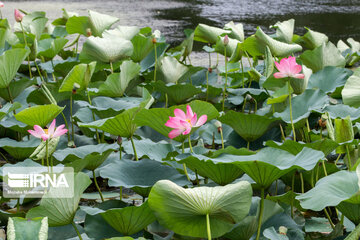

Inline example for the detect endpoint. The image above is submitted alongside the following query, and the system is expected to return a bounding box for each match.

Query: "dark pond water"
[4,0,360,45]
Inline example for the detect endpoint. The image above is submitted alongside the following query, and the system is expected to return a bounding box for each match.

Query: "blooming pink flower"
[28,119,68,141]
[14,9,24,22]
[0,2,4,8]
[273,56,305,79]
[165,105,207,139]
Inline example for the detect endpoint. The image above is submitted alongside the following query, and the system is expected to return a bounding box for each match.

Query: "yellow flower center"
[186,119,192,126]
[44,129,48,134]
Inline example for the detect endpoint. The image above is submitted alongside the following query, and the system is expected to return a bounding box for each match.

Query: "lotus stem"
[153,42,157,82]
[206,213,212,240]
[6,86,14,105]
[87,91,100,143]
[288,81,296,141]
[20,22,32,79]
[165,93,168,108]
[324,208,335,230]
[109,61,114,74]
[222,47,228,111]
[187,56,192,65]
[16,199,20,213]
[206,70,209,102]
[255,188,265,240]
[322,160,328,176]
[335,154,341,165]
[291,174,295,218]
[279,124,285,142]
[45,140,49,172]
[70,93,75,141]
[220,128,224,150]
[300,172,304,193]
[240,58,245,88]
[188,134,193,153]
[92,170,104,202]
[181,141,191,182]
[346,145,352,169]
[247,141,250,150]
[208,51,211,68]
[130,136,138,161]
[60,112,71,143]
[71,221,83,240]
[0,151,9,163]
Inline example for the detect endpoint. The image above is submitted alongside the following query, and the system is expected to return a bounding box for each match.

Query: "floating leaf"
[219,111,279,142]
[101,202,155,236]
[7,217,48,240]
[0,137,40,160]
[15,104,64,127]
[148,180,252,238]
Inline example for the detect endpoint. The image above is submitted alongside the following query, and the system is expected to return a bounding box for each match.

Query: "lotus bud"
[14,9,24,23]
[279,226,288,235]
[223,35,229,46]
[86,28,92,37]
[208,67,212,73]
[0,2,4,8]
[318,118,327,128]
[117,136,122,145]
[153,29,161,39]
[214,120,222,133]
[72,83,80,94]
[152,37,157,44]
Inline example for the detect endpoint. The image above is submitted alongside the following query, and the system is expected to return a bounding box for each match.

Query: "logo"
[3,167,74,198]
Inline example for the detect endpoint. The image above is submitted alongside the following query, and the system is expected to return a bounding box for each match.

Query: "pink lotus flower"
[273,56,305,79]
[165,105,207,139]
[0,2,4,8]
[14,9,24,22]
[28,119,68,141]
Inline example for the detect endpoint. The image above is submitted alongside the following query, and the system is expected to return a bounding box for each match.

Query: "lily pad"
[0,137,40,160]
[15,104,65,127]
[148,180,252,238]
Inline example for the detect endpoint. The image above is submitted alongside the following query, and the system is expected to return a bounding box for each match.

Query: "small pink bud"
[223,35,229,46]
[0,2,4,8]
[14,9,24,23]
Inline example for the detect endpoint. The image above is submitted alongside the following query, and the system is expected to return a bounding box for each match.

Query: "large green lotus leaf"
[157,56,200,84]
[150,81,202,105]
[148,180,252,238]
[335,116,354,154]
[0,78,35,102]
[53,143,118,170]
[242,35,266,57]
[299,42,346,72]
[344,223,360,240]
[176,148,254,185]
[271,19,294,44]
[265,139,338,156]
[255,27,302,57]
[122,138,176,160]
[342,68,360,108]
[267,191,305,212]
[131,34,154,62]
[219,111,279,142]
[296,170,359,211]
[65,16,90,36]
[7,217,48,240]
[274,89,329,123]
[37,38,69,59]
[100,159,189,196]
[307,66,352,93]
[103,26,139,40]
[100,202,156,236]
[0,137,40,160]
[88,10,119,37]
[302,27,328,50]
[193,23,230,44]
[140,42,169,72]
[135,100,219,143]
[80,36,133,63]
[82,200,128,240]
[224,21,244,42]
[0,103,21,121]
[59,62,96,92]
[264,46,274,78]
[338,201,360,225]
[76,96,143,118]
[0,48,30,88]
[315,104,360,121]
[171,30,194,60]
[26,172,91,226]
[15,104,64,127]
[98,60,141,97]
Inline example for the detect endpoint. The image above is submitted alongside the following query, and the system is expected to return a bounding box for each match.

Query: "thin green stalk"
[244,51,253,68]
[20,22,32,79]
[206,70,209,101]
[92,170,104,202]
[182,141,191,182]
[206,213,212,240]
[187,55,192,65]
[71,221,83,240]
[288,81,296,141]
[222,47,228,111]
[16,199,20,213]
[0,151,9,163]
[188,134,193,153]
[324,208,335,230]
[279,124,285,142]
[335,154,341,165]
[130,136,138,161]
[109,61,114,73]
[165,93,168,108]
[346,145,352,169]
[70,93,75,141]
[247,141,250,150]
[60,112,71,143]
[240,58,245,88]
[45,140,49,172]
[87,91,100,143]
[255,188,265,240]
[300,172,304,193]
[6,86,15,112]
[322,160,328,176]
[154,43,157,82]
[208,51,211,68]
[291,174,295,218]
[220,128,224,150]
